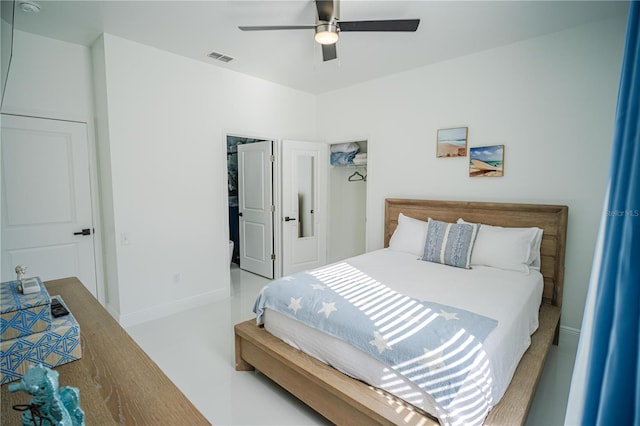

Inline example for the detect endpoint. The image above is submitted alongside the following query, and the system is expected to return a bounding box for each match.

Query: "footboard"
[235,320,436,425]
[234,303,560,426]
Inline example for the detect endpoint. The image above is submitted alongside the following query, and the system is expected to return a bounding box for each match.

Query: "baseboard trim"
[105,303,120,321]
[560,325,581,337]
[118,288,229,328]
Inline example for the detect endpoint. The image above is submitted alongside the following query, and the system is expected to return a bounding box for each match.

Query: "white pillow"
[528,228,544,270]
[457,219,542,273]
[389,213,429,256]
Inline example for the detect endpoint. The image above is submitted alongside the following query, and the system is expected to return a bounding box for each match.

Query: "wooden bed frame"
[235,199,568,425]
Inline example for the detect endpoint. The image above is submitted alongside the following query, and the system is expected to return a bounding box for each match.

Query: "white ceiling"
[12,0,628,94]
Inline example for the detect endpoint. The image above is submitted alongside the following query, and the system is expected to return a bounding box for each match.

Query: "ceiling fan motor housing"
[315,22,339,45]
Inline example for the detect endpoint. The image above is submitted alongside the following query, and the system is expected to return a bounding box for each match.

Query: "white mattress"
[263,248,543,418]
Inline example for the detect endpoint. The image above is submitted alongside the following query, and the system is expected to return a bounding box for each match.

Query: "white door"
[1,114,98,297]
[238,141,274,279]
[281,140,327,276]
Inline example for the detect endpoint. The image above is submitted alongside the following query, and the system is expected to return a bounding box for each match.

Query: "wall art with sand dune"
[436,127,468,158]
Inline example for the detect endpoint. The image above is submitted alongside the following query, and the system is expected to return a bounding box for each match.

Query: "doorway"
[227,136,330,279]
[237,140,275,279]
[328,140,367,263]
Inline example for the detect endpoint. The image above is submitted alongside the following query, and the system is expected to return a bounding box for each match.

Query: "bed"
[235,199,568,425]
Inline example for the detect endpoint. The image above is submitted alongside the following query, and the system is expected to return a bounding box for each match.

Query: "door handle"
[238,212,243,217]
[284,216,297,222]
[73,228,92,236]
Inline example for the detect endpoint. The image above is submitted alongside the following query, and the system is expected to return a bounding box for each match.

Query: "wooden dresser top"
[1,277,210,425]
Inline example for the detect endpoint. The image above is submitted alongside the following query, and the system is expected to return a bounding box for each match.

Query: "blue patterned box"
[0,296,81,384]
[1,278,52,341]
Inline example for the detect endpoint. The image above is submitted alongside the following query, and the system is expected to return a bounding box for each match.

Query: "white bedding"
[262,248,543,419]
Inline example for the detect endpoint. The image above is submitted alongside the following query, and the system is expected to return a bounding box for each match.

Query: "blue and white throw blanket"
[254,262,499,426]
[330,151,357,166]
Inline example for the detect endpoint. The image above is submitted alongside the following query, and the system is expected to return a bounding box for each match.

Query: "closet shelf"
[330,163,367,168]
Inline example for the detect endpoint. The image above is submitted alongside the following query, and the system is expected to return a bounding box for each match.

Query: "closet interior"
[328,140,368,263]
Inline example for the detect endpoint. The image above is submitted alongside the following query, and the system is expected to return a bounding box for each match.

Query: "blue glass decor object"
[8,364,85,426]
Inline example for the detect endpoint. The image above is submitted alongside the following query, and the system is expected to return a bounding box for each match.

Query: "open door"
[238,141,274,278]
[281,140,328,276]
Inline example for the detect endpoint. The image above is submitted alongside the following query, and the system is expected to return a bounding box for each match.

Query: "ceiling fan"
[239,0,420,62]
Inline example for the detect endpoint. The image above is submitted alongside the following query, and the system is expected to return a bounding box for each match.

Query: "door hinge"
[271,254,276,260]
[271,205,275,213]
[270,155,275,162]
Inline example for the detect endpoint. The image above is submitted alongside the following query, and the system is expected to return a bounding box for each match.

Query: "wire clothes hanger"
[348,170,366,182]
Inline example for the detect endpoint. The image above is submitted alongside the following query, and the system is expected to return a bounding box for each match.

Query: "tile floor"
[126,265,579,426]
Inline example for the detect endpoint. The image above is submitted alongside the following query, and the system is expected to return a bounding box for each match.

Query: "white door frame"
[0,112,104,303]
[273,142,282,279]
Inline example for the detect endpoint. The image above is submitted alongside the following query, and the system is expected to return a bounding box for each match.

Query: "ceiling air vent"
[207,51,234,63]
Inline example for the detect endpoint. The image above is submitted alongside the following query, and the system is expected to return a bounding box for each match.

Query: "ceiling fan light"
[315,23,339,45]
[19,0,41,13]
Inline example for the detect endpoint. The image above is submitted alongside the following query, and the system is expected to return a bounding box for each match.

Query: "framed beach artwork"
[436,127,468,158]
[469,145,504,177]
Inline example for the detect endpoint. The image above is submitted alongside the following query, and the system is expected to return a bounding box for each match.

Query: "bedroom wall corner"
[95,34,317,326]
[91,34,121,317]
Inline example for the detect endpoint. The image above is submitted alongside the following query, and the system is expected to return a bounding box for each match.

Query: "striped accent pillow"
[422,219,479,269]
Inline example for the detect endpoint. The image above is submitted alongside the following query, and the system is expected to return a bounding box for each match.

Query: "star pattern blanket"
[254,262,499,426]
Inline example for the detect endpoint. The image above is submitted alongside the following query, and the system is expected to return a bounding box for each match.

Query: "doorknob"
[284,216,297,222]
[73,228,92,236]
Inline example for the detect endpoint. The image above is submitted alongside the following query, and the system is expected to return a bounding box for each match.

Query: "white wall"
[316,17,626,331]
[2,30,94,122]
[94,34,317,326]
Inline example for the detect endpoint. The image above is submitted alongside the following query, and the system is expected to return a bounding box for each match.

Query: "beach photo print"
[436,127,468,158]
[469,145,504,177]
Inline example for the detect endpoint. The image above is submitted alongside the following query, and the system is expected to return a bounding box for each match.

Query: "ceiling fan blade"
[338,19,420,32]
[238,25,315,31]
[315,0,334,22]
[322,44,337,62]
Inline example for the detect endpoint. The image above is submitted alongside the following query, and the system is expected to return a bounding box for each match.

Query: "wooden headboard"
[384,199,568,308]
